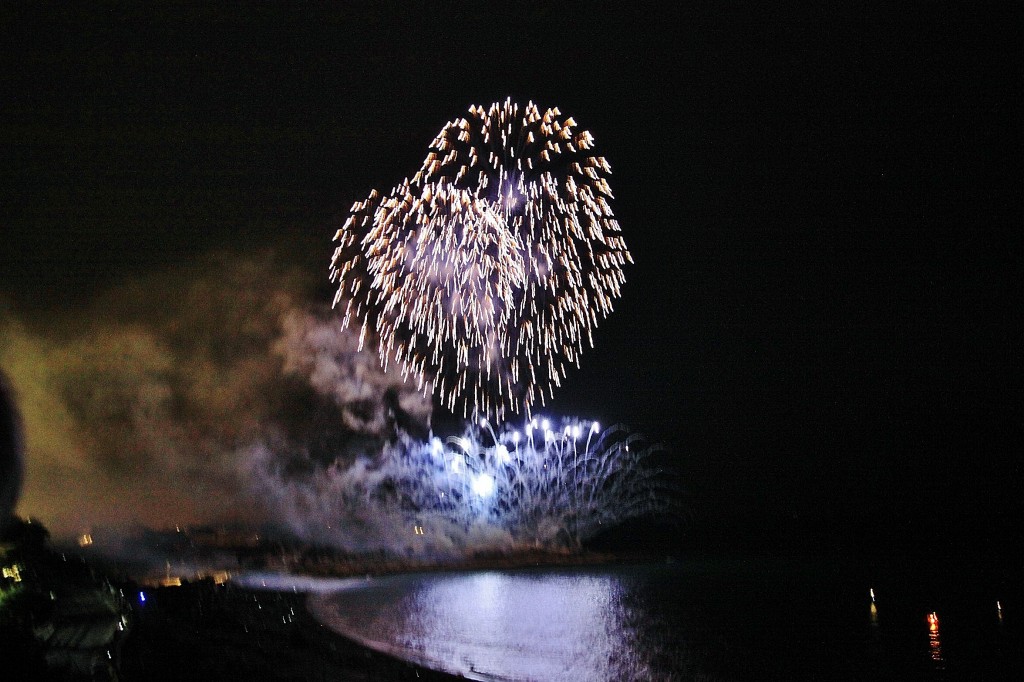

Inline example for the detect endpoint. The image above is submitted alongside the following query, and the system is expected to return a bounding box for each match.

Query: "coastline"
[262,546,625,580]
[118,550,630,681]
[27,550,1024,680]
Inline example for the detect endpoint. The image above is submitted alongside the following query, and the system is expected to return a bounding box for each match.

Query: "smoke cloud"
[1,248,672,562]
[0,249,431,541]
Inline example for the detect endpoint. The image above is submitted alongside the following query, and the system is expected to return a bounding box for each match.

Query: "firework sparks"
[254,417,676,554]
[331,99,631,421]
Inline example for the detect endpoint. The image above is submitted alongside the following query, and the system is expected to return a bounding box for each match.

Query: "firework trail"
[331,100,631,421]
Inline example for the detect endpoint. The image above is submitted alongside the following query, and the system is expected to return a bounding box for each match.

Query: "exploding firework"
[255,417,676,555]
[331,99,631,421]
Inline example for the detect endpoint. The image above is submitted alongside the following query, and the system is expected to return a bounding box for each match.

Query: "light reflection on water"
[927,612,944,670]
[310,569,661,681]
[296,560,1022,681]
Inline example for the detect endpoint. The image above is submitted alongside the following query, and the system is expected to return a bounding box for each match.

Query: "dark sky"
[2,3,1020,555]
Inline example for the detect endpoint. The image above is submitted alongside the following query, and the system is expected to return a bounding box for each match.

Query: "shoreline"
[23,547,1022,679]
[306,590,502,682]
[244,547,629,583]
[263,551,672,682]
[119,550,636,681]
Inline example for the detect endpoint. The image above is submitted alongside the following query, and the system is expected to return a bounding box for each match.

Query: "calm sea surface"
[297,558,1021,681]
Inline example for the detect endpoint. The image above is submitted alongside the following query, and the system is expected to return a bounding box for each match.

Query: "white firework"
[260,418,675,555]
[331,99,631,421]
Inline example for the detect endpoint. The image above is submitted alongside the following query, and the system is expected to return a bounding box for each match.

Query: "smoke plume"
[1,248,672,561]
[0,249,430,541]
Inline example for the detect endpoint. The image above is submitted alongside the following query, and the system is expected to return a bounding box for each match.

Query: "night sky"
[1,4,1020,557]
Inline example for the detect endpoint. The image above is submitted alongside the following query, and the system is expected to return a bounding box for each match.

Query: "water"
[299,559,1022,681]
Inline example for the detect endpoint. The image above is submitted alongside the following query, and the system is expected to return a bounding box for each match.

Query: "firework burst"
[331,99,631,421]
[256,417,676,554]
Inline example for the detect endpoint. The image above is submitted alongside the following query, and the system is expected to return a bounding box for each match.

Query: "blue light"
[471,473,495,498]
[139,591,146,603]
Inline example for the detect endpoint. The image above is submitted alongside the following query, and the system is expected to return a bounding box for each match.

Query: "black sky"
[2,3,1020,556]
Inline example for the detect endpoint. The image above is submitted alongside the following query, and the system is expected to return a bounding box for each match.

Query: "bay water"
[302,558,1021,680]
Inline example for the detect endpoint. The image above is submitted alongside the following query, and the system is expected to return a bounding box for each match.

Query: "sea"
[267,557,1021,681]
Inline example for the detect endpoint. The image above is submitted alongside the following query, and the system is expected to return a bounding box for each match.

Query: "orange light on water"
[926,612,943,666]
